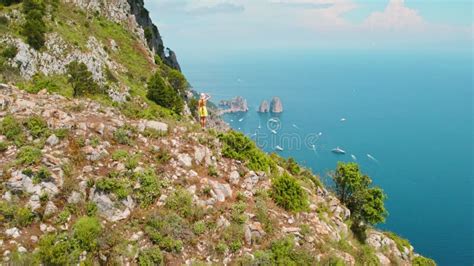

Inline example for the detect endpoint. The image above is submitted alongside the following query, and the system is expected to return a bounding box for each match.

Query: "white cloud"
[362,0,425,32]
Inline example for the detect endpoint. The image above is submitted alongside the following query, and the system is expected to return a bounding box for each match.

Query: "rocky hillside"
[0,0,435,265]
[0,83,432,265]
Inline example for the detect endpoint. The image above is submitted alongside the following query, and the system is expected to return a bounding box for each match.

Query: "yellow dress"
[198,99,208,117]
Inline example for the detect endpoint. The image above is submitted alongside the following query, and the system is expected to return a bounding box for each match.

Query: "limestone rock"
[270,97,283,113]
[177,153,193,168]
[44,201,58,217]
[5,228,20,239]
[92,193,130,222]
[258,100,269,113]
[219,96,249,113]
[46,134,60,146]
[229,170,240,185]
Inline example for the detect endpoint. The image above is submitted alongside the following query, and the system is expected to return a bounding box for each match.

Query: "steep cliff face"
[63,0,180,70]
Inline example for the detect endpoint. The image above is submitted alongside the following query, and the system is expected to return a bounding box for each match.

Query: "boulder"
[177,153,193,168]
[46,134,60,146]
[143,120,168,133]
[229,170,240,185]
[28,195,41,211]
[44,201,58,217]
[92,193,130,222]
[5,228,20,238]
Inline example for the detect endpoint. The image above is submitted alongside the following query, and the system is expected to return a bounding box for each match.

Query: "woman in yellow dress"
[198,93,211,128]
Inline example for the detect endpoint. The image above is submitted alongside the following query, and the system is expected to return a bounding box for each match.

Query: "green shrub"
[0,114,24,142]
[104,67,118,83]
[86,202,97,216]
[113,126,134,145]
[208,165,218,177]
[215,242,228,255]
[255,197,275,234]
[271,174,308,212]
[15,207,35,227]
[385,232,411,254]
[144,27,153,43]
[56,209,71,224]
[1,45,17,59]
[356,246,380,265]
[165,189,194,219]
[153,148,171,164]
[167,69,188,94]
[222,223,244,253]
[66,61,100,97]
[112,149,128,161]
[16,146,42,165]
[21,0,47,50]
[135,169,162,207]
[95,177,131,200]
[231,202,247,224]
[268,237,315,265]
[24,115,49,138]
[412,256,436,266]
[0,141,7,152]
[138,246,164,266]
[147,72,183,114]
[145,212,188,253]
[193,221,206,235]
[0,16,9,26]
[286,157,301,175]
[0,201,15,223]
[73,216,101,251]
[219,131,274,172]
[53,128,69,139]
[37,233,81,265]
[33,166,52,183]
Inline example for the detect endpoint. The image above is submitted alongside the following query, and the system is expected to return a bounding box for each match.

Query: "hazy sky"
[144,0,473,57]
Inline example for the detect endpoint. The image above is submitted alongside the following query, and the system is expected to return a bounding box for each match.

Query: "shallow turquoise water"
[181,50,473,265]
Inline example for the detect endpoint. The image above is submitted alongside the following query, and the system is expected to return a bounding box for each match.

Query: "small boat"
[292,124,299,129]
[275,145,284,151]
[340,118,347,122]
[332,147,346,154]
[367,154,378,162]
[238,118,244,122]
[318,132,323,136]
[351,154,357,161]
[271,129,277,134]
[269,118,278,123]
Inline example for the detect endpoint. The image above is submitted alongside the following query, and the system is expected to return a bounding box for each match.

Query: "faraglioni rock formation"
[270,96,283,113]
[258,100,270,113]
[219,96,249,113]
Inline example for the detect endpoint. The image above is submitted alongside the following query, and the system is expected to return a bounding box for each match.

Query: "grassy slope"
[1,1,178,120]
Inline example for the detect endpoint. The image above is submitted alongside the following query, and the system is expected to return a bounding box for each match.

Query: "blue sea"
[181,49,473,265]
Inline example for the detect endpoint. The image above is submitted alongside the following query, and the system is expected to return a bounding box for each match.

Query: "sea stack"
[218,96,249,113]
[258,100,270,113]
[270,97,283,113]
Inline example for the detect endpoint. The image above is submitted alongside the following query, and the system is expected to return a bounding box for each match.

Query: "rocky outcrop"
[270,96,283,113]
[258,100,270,113]
[219,96,249,113]
[64,0,180,70]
